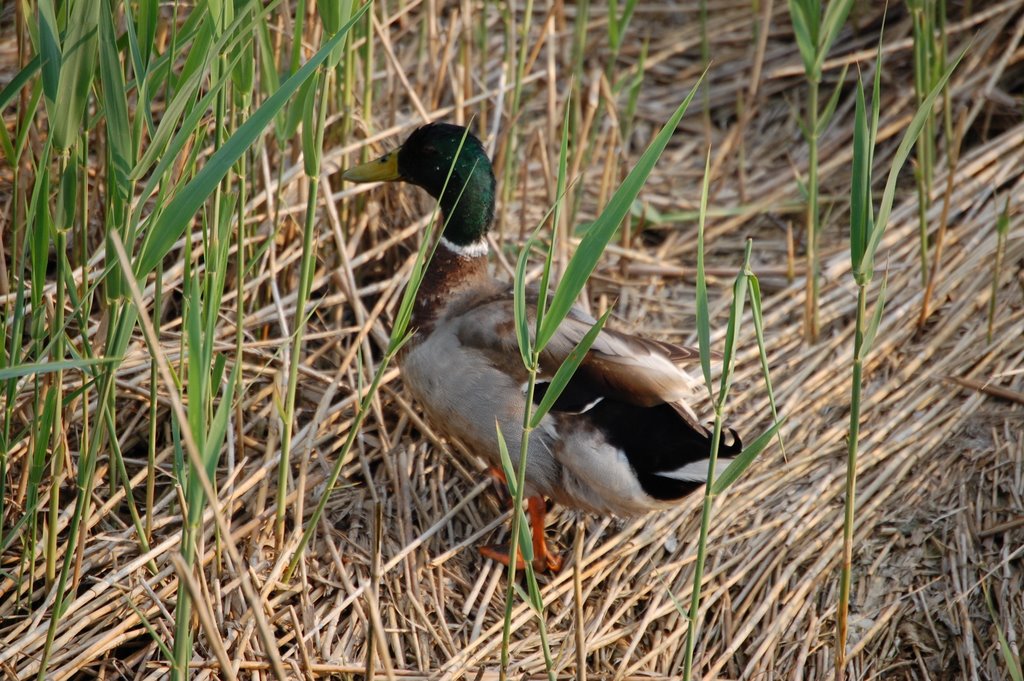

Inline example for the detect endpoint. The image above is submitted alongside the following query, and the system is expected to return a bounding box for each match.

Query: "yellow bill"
[342,151,401,182]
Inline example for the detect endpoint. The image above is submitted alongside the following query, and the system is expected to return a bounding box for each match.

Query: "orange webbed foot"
[478,543,564,573]
[478,495,563,573]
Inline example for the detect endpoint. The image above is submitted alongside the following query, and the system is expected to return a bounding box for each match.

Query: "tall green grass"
[276,0,362,544]
[2,2,369,677]
[837,33,963,681]
[908,0,952,284]
[680,151,785,680]
[493,69,784,679]
[787,0,853,343]
[494,77,703,680]
[987,198,1012,343]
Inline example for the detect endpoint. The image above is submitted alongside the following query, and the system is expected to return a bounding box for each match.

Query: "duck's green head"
[343,123,496,247]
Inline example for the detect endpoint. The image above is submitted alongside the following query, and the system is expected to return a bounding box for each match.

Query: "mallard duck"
[343,122,740,572]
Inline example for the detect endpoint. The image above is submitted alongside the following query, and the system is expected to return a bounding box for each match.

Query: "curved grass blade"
[860,274,887,359]
[513,238,533,367]
[746,272,786,458]
[50,0,101,151]
[533,90,574,340]
[695,148,713,395]
[129,22,216,182]
[0,55,40,111]
[717,248,749,408]
[536,72,704,350]
[817,63,850,136]
[130,50,245,227]
[0,358,120,382]
[494,422,532,561]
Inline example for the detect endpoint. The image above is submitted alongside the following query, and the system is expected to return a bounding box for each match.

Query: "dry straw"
[1,1,1022,679]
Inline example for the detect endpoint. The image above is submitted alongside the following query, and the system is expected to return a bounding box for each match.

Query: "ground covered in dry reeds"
[2,1,1023,679]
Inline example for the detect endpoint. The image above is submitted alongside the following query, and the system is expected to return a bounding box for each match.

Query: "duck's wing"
[542,307,702,402]
[450,288,706,429]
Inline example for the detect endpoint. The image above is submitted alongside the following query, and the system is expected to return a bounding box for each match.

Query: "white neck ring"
[440,236,489,258]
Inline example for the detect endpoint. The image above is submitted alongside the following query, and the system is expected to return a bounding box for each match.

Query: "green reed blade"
[0,358,119,381]
[695,148,713,395]
[537,73,703,350]
[745,272,786,458]
[0,55,41,112]
[817,63,849,136]
[815,0,854,76]
[849,77,871,272]
[37,0,60,103]
[860,275,887,359]
[98,0,132,191]
[494,422,533,560]
[717,252,749,409]
[513,240,533,367]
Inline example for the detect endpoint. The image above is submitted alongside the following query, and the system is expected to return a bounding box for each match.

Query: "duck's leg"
[479,495,563,573]
[527,496,564,573]
[480,468,563,572]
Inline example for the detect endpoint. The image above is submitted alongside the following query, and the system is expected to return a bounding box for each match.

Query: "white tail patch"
[657,458,734,483]
[576,397,603,414]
